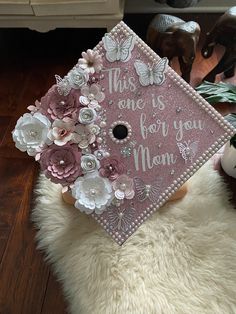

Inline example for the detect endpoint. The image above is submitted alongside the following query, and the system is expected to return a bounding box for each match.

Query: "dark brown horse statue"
[202,6,236,82]
[147,14,200,83]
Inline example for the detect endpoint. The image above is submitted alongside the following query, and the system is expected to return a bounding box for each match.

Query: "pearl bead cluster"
[108,120,132,144]
[91,21,236,245]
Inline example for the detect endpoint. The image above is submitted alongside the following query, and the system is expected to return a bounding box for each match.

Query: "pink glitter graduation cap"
[12,22,235,245]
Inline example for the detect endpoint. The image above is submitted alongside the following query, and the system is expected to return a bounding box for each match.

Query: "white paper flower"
[73,125,96,149]
[48,119,75,146]
[68,67,89,90]
[81,154,100,173]
[79,108,97,124]
[78,49,103,74]
[12,112,51,156]
[72,171,113,214]
[79,84,105,109]
[87,123,100,136]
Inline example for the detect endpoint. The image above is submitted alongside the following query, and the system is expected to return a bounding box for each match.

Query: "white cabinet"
[0,0,33,14]
[0,0,124,32]
[31,0,121,17]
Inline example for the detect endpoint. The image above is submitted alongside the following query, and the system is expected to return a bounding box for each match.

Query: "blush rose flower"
[78,107,97,124]
[40,143,82,186]
[72,171,113,214]
[79,84,105,109]
[78,49,103,74]
[112,174,135,200]
[81,154,100,173]
[27,100,41,113]
[68,67,89,90]
[40,85,81,122]
[48,120,75,146]
[99,156,125,181]
[73,125,96,149]
[12,112,51,156]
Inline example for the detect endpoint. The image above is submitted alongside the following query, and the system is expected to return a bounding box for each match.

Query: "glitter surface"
[90,21,235,245]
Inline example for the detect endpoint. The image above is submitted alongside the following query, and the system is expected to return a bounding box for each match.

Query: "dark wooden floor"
[0,14,235,314]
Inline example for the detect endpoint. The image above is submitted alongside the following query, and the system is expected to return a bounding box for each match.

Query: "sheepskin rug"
[32,161,236,314]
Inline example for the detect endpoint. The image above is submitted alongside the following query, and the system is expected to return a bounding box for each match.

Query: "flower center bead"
[59,128,67,137]
[60,101,65,106]
[88,93,95,100]
[59,160,65,165]
[120,183,126,191]
[87,61,94,67]
[83,113,90,119]
[108,165,113,171]
[118,212,124,218]
[90,188,97,196]
[30,130,37,138]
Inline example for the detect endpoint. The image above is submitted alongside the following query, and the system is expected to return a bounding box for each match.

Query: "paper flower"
[72,171,113,214]
[78,49,103,74]
[48,120,75,146]
[112,174,135,200]
[99,156,125,180]
[79,84,105,109]
[79,108,97,124]
[27,100,41,113]
[68,67,89,90]
[12,112,51,156]
[39,143,82,186]
[73,125,96,149]
[40,85,81,122]
[81,154,100,173]
[87,123,100,136]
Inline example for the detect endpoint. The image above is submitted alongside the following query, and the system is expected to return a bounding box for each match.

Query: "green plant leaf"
[225,113,236,128]
[196,81,236,104]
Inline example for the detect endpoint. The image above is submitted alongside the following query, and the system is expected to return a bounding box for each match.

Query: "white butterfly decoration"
[177,140,199,163]
[107,207,136,233]
[133,177,162,203]
[134,57,168,86]
[102,34,135,63]
[55,74,71,96]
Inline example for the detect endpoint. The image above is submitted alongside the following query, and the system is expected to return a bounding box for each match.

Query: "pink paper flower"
[78,49,103,74]
[40,143,82,186]
[27,100,41,113]
[79,84,105,109]
[73,125,96,149]
[48,120,75,146]
[99,156,125,181]
[40,85,81,122]
[112,175,135,200]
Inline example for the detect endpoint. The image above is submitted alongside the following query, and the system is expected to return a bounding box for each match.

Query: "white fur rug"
[32,162,236,314]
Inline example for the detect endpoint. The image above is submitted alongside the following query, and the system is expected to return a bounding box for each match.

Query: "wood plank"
[0,164,50,314]
[41,272,68,314]
[0,157,35,260]
[0,116,11,145]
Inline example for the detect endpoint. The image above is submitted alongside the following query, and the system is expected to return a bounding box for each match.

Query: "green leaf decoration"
[195,81,236,104]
